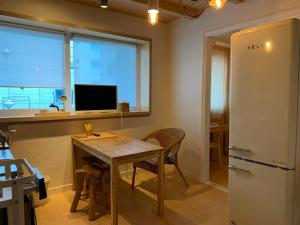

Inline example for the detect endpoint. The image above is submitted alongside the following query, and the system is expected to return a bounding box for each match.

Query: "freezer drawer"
[229,157,294,225]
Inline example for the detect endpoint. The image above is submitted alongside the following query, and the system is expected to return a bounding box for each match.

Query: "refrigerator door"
[230,19,299,169]
[229,157,294,225]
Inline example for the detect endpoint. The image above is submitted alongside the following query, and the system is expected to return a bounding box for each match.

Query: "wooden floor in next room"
[36,166,229,225]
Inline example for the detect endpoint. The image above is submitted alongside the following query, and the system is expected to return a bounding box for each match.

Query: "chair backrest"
[210,126,222,146]
[143,128,185,157]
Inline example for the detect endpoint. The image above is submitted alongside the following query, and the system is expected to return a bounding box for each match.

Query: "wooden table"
[72,134,164,225]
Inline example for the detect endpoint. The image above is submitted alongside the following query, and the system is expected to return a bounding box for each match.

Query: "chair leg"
[70,173,85,213]
[105,171,111,209]
[132,165,137,188]
[106,175,111,209]
[82,176,90,200]
[88,176,96,221]
[218,146,223,169]
[175,164,189,187]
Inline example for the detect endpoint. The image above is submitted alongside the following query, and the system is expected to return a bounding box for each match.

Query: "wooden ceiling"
[64,0,245,23]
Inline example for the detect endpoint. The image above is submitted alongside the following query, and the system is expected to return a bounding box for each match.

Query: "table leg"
[110,160,119,225]
[72,145,79,190]
[157,150,164,216]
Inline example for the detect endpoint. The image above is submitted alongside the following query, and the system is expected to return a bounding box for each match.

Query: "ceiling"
[64,0,245,23]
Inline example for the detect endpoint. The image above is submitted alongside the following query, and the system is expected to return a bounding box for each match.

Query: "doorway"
[208,34,232,187]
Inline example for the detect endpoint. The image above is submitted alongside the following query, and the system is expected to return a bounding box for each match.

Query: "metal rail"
[0,158,46,225]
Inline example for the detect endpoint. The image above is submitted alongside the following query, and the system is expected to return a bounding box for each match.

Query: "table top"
[72,133,163,160]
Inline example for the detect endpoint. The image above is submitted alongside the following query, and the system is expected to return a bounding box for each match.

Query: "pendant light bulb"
[209,0,226,9]
[100,0,109,9]
[148,0,159,25]
[148,9,159,25]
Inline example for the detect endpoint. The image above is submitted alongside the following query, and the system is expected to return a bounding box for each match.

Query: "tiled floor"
[36,167,229,225]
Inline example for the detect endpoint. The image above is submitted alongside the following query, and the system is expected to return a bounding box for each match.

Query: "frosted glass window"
[0,26,65,88]
[71,36,137,107]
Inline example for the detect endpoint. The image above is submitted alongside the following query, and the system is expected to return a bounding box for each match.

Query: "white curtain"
[210,45,229,118]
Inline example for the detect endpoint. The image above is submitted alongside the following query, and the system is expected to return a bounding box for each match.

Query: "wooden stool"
[70,163,110,221]
[82,156,110,201]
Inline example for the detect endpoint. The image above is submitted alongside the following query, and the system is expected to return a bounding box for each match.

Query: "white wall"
[165,0,300,181]
[2,0,300,192]
[0,0,167,193]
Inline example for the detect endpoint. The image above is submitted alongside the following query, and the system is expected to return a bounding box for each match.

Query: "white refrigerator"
[229,19,300,225]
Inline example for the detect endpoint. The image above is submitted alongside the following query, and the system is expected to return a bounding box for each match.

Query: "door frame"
[200,8,300,183]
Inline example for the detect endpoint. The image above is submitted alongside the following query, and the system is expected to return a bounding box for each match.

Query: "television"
[74,84,117,112]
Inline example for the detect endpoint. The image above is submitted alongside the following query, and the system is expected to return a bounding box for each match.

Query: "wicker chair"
[132,128,189,187]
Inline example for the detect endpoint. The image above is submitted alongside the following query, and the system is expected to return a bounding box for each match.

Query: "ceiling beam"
[65,0,246,23]
[64,0,177,23]
[132,0,202,19]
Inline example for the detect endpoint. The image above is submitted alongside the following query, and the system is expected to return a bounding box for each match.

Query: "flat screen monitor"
[74,84,117,112]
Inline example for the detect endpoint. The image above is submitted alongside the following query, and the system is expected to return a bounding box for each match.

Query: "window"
[71,36,137,108]
[0,25,65,110]
[0,22,150,114]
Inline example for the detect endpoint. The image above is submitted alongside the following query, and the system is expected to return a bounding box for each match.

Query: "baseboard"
[47,169,139,196]
[124,167,202,183]
[180,168,202,182]
[205,181,228,193]
[120,169,133,177]
[120,167,144,177]
[48,183,73,196]
[47,168,200,196]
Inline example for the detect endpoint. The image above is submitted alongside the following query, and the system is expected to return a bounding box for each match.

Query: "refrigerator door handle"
[229,165,251,174]
[228,145,252,154]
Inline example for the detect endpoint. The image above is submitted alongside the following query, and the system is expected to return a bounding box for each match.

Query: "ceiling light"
[148,0,159,26]
[209,0,226,9]
[265,41,272,51]
[100,0,109,9]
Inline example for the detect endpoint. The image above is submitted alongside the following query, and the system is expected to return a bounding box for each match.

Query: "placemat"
[75,132,118,141]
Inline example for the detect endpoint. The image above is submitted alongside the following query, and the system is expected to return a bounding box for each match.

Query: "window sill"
[0,110,150,124]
